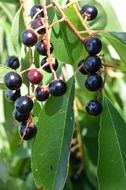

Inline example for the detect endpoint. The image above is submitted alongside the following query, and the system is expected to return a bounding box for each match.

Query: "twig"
[49,18,65,28]
[52,0,85,42]
[42,0,57,80]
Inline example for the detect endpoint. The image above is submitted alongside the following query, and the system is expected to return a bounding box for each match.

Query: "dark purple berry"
[85,73,103,91]
[41,57,58,73]
[78,60,88,75]
[5,89,21,101]
[13,109,29,122]
[70,173,82,184]
[5,56,20,69]
[86,100,102,116]
[35,86,49,101]
[15,96,33,114]
[84,55,101,73]
[85,37,102,55]
[21,29,38,47]
[31,18,45,35]
[4,72,22,90]
[27,68,43,84]
[49,79,67,96]
[30,5,44,18]
[19,123,37,140]
[36,40,53,55]
[80,4,98,20]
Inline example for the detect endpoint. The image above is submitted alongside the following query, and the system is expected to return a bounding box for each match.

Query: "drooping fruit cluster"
[4,4,67,142]
[78,5,102,116]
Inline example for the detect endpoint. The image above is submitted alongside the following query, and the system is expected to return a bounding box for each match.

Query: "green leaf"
[98,96,126,190]
[31,77,75,190]
[51,5,87,65]
[0,66,12,90]
[102,32,126,64]
[11,6,22,53]
[109,32,126,44]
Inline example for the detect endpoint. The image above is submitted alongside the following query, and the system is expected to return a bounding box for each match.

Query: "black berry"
[15,96,33,114]
[80,4,98,21]
[85,37,102,55]
[85,73,103,91]
[49,80,67,96]
[84,55,101,73]
[41,57,58,73]
[35,86,49,101]
[5,89,21,101]
[86,100,102,116]
[19,123,37,140]
[21,29,38,47]
[30,5,44,18]
[27,68,43,84]
[4,72,22,90]
[36,40,53,55]
[31,18,45,35]
[78,60,88,75]
[13,109,29,122]
[5,56,20,69]
[70,173,82,184]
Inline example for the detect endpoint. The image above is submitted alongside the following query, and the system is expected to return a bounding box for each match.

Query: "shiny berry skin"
[85,73,103,91]
[85,37,102,55]
[80,4,98,21]
[5,89,21,101]
[84,55,101,73]
[31,18,45,35]
[19,123,37,140]
[78,60,88,75]
[21,29,38,47]
[27,68,43,84]
[36,40,53,55]
[86,100,102,116]
[35,86,49,101]
[30,5,44,18]
[4,72,22,90]
[49,80,67,96]
[41,57,58,73]
[13,109,29,122]
[5,56,19,70]
[15,96,33,114]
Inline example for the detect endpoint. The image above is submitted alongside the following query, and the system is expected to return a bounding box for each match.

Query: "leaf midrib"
[53,79,74,190]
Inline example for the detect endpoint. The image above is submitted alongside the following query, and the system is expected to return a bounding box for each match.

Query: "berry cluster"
[4,5,67,142]
[79,5,103,116]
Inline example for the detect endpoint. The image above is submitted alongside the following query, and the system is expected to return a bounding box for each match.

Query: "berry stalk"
[42,0,57,80]
[52,0,84,42]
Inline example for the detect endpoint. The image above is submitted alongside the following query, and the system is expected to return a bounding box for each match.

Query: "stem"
[52,0,84,42]
[19,0,34,95]
[42,0,57,80]
[49,18,65,28]
[19,115,32,144]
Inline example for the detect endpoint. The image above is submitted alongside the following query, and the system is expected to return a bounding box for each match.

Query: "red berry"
[27,68,43,84]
